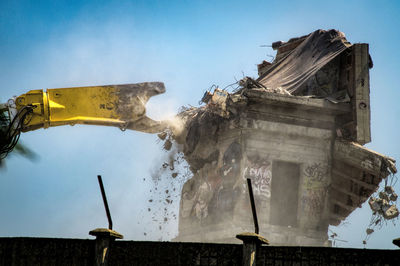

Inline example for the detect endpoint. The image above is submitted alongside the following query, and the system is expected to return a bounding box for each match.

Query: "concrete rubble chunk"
[368,197,381,212]
[209,88,229,117]
[390,193,398,202]
[381,200,390,212]
[385,186,395,194]
[163,139,172,151]
[379,191,390,201]
[387,159,397,174]
[366,228,374,235]
[383,205,399,220]
[157,132,167,140]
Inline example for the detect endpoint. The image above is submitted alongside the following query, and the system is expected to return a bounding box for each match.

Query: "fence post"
[393,237,400,248]
[89,228,123,266]
[236,178,269,266]
[236,233,269,266]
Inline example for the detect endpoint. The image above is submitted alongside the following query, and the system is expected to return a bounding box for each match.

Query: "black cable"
[0,105,34,159]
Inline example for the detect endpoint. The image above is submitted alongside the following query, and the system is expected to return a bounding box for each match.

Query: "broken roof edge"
[242,88,351,114]
[334,139,397,176]
[330,140,397,225]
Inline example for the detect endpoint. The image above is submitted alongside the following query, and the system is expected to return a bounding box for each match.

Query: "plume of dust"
[164,115,186,138]
[139,98,193,240]
[140,140,192,241]
[145,95,187,137]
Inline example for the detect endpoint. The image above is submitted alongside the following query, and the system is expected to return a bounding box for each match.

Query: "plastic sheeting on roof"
[257,29,351,95]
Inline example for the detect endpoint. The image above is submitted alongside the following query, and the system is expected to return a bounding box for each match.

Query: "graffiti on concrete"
[179,141,243,223]
[243,157,272,199]
[301,189,326,218]
[180,162,219,221]
[304,163,325,182]
[301,163,328,218]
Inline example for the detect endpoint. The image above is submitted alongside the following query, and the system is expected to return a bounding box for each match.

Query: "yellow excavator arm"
[1,82,169,160]
[12,82,166,133]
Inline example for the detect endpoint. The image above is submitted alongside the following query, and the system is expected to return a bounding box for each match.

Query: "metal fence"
[0,237,399,266]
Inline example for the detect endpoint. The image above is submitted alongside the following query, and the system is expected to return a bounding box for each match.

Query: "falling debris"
[163,139,172,151]
[390,193,398,202]
[158,132,168,140]
[385,186,395,194]
[384,205,399,219]
[368,183,399,220]
[142,144,192,241]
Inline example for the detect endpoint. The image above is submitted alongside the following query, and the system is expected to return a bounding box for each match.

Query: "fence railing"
[0,237,399,266]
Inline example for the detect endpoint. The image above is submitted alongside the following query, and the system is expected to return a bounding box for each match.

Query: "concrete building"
[173,29,397,246]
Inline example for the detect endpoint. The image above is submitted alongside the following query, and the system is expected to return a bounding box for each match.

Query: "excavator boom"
[0,82,167,160]
[13,82,166,133]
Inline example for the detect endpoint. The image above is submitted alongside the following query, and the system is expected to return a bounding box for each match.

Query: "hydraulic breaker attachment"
[12,82,167,133]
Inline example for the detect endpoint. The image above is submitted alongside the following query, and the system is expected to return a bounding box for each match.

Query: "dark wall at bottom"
[0,238,93,266]
[257,245,400,265]
[0,237,399,265]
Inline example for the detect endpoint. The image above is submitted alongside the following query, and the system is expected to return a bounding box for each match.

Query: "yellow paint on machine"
[14,83,165,133]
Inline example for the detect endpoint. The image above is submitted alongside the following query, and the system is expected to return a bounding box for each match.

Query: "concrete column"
[89,228,123,266]
[236,232,269,266]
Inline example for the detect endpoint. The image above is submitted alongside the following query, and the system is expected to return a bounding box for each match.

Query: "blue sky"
[0,0,399,249]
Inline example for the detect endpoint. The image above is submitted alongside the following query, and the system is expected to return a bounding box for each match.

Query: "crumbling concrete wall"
[174,103,335,245]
